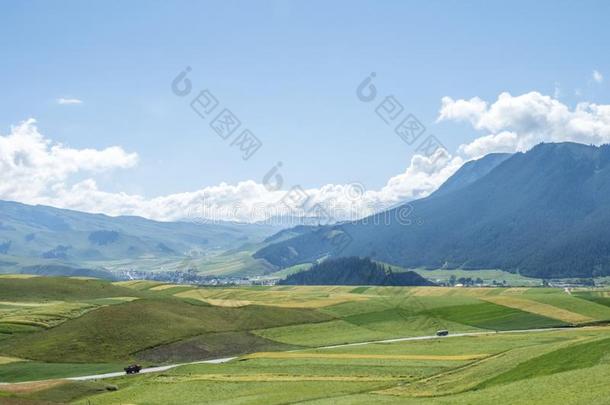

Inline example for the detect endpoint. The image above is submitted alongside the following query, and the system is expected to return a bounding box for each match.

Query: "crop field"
[1,277,610,404]
[14,326,605,405]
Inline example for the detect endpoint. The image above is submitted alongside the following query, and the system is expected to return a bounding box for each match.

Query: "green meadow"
[2,276,610,404]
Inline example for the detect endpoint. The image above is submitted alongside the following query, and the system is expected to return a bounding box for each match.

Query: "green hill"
[279,257,435,286]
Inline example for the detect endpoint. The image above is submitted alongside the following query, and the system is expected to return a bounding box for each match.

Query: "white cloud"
[593,70,604,84]
[57,98,83,105]
[37,151,462,223]
[0,119,137,203]
[17,87,610,225]
[439,91,610,158]
[0,119,461,223]
[553,82,561,99]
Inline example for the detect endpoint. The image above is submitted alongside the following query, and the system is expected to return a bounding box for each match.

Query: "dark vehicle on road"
[436,329,449,337]
[124,364,142,374]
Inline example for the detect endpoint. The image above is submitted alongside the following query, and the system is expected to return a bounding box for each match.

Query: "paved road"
[66,357,236,381]
[311,327,576,350]
[3,326,584,384]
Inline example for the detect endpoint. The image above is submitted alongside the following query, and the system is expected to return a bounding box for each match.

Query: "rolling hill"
[0,200,279,276]
[255,142,610,278]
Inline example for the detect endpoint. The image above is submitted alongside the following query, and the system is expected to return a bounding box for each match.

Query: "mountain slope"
[0,200,278,267]
[255,143,610,278]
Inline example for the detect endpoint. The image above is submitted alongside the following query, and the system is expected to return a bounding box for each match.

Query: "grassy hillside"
[0,199,280,278]
[2,278,610,404]
[0,298,332,363]
[10,326,609,404]
[0,275,142,301]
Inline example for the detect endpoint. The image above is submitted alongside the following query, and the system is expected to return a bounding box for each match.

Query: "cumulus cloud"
[10,89,610,224]
[38,152,462,223]
[593,70,604,84]
[439,91,610,158]
[0,119,138,203]
[0,119,460,223]
[57,98,83,105]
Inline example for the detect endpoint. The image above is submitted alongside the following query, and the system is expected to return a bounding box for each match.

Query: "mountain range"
[0,200,278,276]
[255,142,610,278]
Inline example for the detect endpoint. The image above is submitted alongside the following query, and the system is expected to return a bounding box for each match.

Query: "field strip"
[245,352,488,361]
[203,298,253,307]
[482,296,592,323]
[0,301,59,307]
[0,380,65,394]
[157,373,404,382]
[0,355,24,365]
[149,284,188,291]
[0,275,38,279]
[175,289,368,308]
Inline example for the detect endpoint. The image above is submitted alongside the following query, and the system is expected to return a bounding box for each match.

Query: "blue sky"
[1,0,609,220]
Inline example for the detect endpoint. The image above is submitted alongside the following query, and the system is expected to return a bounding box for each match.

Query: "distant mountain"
[263,225,323,244]
[256,143,610,278]
[0,200,279,273]
[432,153,512,197]
[279,257,435,286]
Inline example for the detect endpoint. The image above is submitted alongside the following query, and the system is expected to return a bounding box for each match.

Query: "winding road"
[3,326,585,385]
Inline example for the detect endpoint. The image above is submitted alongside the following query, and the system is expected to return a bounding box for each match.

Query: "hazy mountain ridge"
[255,142,610,278]
[0,200,279,270]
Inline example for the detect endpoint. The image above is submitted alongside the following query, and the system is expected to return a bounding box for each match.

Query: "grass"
[0,361,121,383]
[36,327,607,405]
[410,268,542,286]
[0,277,145,301]
[0,297,332,363]
[2,278,610,404]
[424,301,568,330]
[245,352,488,361]
[478,335,610,388]
[135,331,298,363]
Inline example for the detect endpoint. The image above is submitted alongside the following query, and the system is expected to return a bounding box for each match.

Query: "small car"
[436,329,449,337]
[124,364,143,374]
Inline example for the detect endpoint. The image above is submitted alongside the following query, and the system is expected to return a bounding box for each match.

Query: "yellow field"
[156,373,404,383]
[0,301,58,307]
[175,287,369,308]
[245,352,488,361]
[0,298,136,329]
[0,274,38,279]
[112,280,163,290]
[0,380,65,394]
[149,284,185,291]
[200,298,252,307]
[482,296,592,323]
[408,287,530,298]
[0,355,24,365]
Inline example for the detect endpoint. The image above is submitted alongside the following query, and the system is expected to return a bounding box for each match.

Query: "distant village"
[114,269,277,286]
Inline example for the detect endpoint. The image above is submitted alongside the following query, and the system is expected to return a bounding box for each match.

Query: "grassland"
[2,277,610,404]
[410,268,543,286]
[22,326,607,405]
